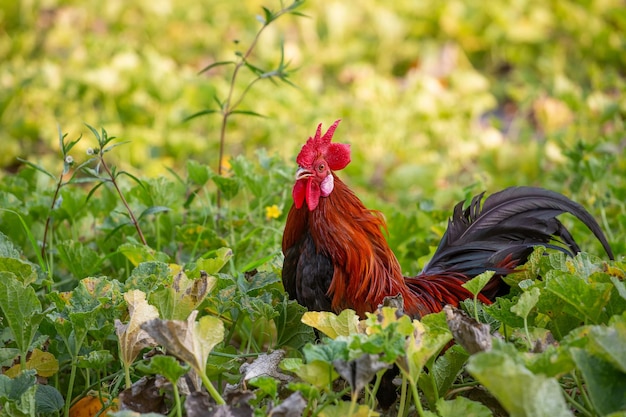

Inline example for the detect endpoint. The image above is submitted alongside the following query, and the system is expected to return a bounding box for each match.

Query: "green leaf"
[249,376,279,399]
[419,344,469,407]
[0,232,21,259]
[0,258,38,285]
[197,60,236,75]
[35,385,64,414]
[137,354,190,383]
[295,360,339,389]
[570,347,626,416]
[511,287,541,320]
[183,108,219,122]
[275,298,315,349]
[186,160,213,186]
[76,350,115,369]
[484,297,525,328]
[0,273,44,354]
[0,370,36,401]
[138,206,170,219]
[303,339,349,364]
[462,270,495,296]
[192,247,233,275]
[467,343,574,417]
[212,175,240,200]
[118,243,170,267]
[585,315,626,373]
[16,158,56,180]
[436,396,493,417]
[543,270,612,324]
[56,240,102,279]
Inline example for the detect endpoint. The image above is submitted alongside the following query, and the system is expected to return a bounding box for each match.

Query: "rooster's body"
[282,120,614,319]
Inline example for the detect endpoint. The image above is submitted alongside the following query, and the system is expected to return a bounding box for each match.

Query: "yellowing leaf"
[170,270,216,320]
[4,348,59,378]
[318,401,379,417]
[141,310,224,376]
[115,290,159,368]
[296,360,339,388]
[301,309,360,339]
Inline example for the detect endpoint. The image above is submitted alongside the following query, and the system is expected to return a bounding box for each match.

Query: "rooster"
[282,120,614,319]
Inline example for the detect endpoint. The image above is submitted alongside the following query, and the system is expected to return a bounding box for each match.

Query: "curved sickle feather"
[422,186,614,276]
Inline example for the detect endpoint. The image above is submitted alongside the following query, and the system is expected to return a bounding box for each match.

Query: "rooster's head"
[293,119,351,211]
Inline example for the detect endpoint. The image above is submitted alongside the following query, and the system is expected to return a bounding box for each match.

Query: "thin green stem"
[42,171,64,260]
[172,380,183,417]
[409,378,427,417]
[199,370,225,405]
[347,390,358,417]
[98,156,147,245]
[398,374,408,417]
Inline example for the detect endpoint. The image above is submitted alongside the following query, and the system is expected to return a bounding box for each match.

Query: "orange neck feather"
[284,174,419,317]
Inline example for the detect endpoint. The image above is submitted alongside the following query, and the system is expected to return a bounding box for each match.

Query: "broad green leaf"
[137,355,190,383]
[484,297,525,328]
[301,309,360,339]
[303,339,348,363]
[585,315,626,373]
[295,360,339,389]
[419,344,469,407]
[76,350,115,369]
[467,344,574,417]
[2,384,37,417]
[194,247,233,275]
[275,298,315,350]
[0,273,44,355]
[186,160,213,186]
[118,243,170,267]
[511,287,540,319]
[56,240,102,279]
[125,262,171,293]
[524,344,575,377]
[248,376,279,399]
[0,370,36,401]
[0,232,21,259]
[543,270,612,324]
[34,385,64,414]
[0,258,38,285]
[212,176,239,200]
[436,396,493,417]
[318,401,377,417]
[570,347,626,416]
[115,290,159,368]
[462,270,495,296]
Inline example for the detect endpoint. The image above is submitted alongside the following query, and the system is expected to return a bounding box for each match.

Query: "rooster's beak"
[295,167,312,181]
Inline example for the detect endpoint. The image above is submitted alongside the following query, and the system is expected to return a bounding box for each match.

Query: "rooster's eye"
[317,163,325,172]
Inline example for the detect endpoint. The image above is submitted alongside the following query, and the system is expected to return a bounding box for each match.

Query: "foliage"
[1,0,625,416]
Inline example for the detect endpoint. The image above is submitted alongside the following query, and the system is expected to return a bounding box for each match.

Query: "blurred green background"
[1,0,625,213]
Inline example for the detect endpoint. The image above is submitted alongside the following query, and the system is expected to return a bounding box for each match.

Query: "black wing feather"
[422,186,613,276]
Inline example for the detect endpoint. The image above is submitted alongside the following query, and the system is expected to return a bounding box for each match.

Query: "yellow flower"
[265,204,282,220]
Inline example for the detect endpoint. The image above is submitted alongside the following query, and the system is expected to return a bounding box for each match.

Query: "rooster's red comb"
[296,120,350,171]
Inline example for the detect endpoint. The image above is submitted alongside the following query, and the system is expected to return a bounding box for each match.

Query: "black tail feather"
[422,186,614,277]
